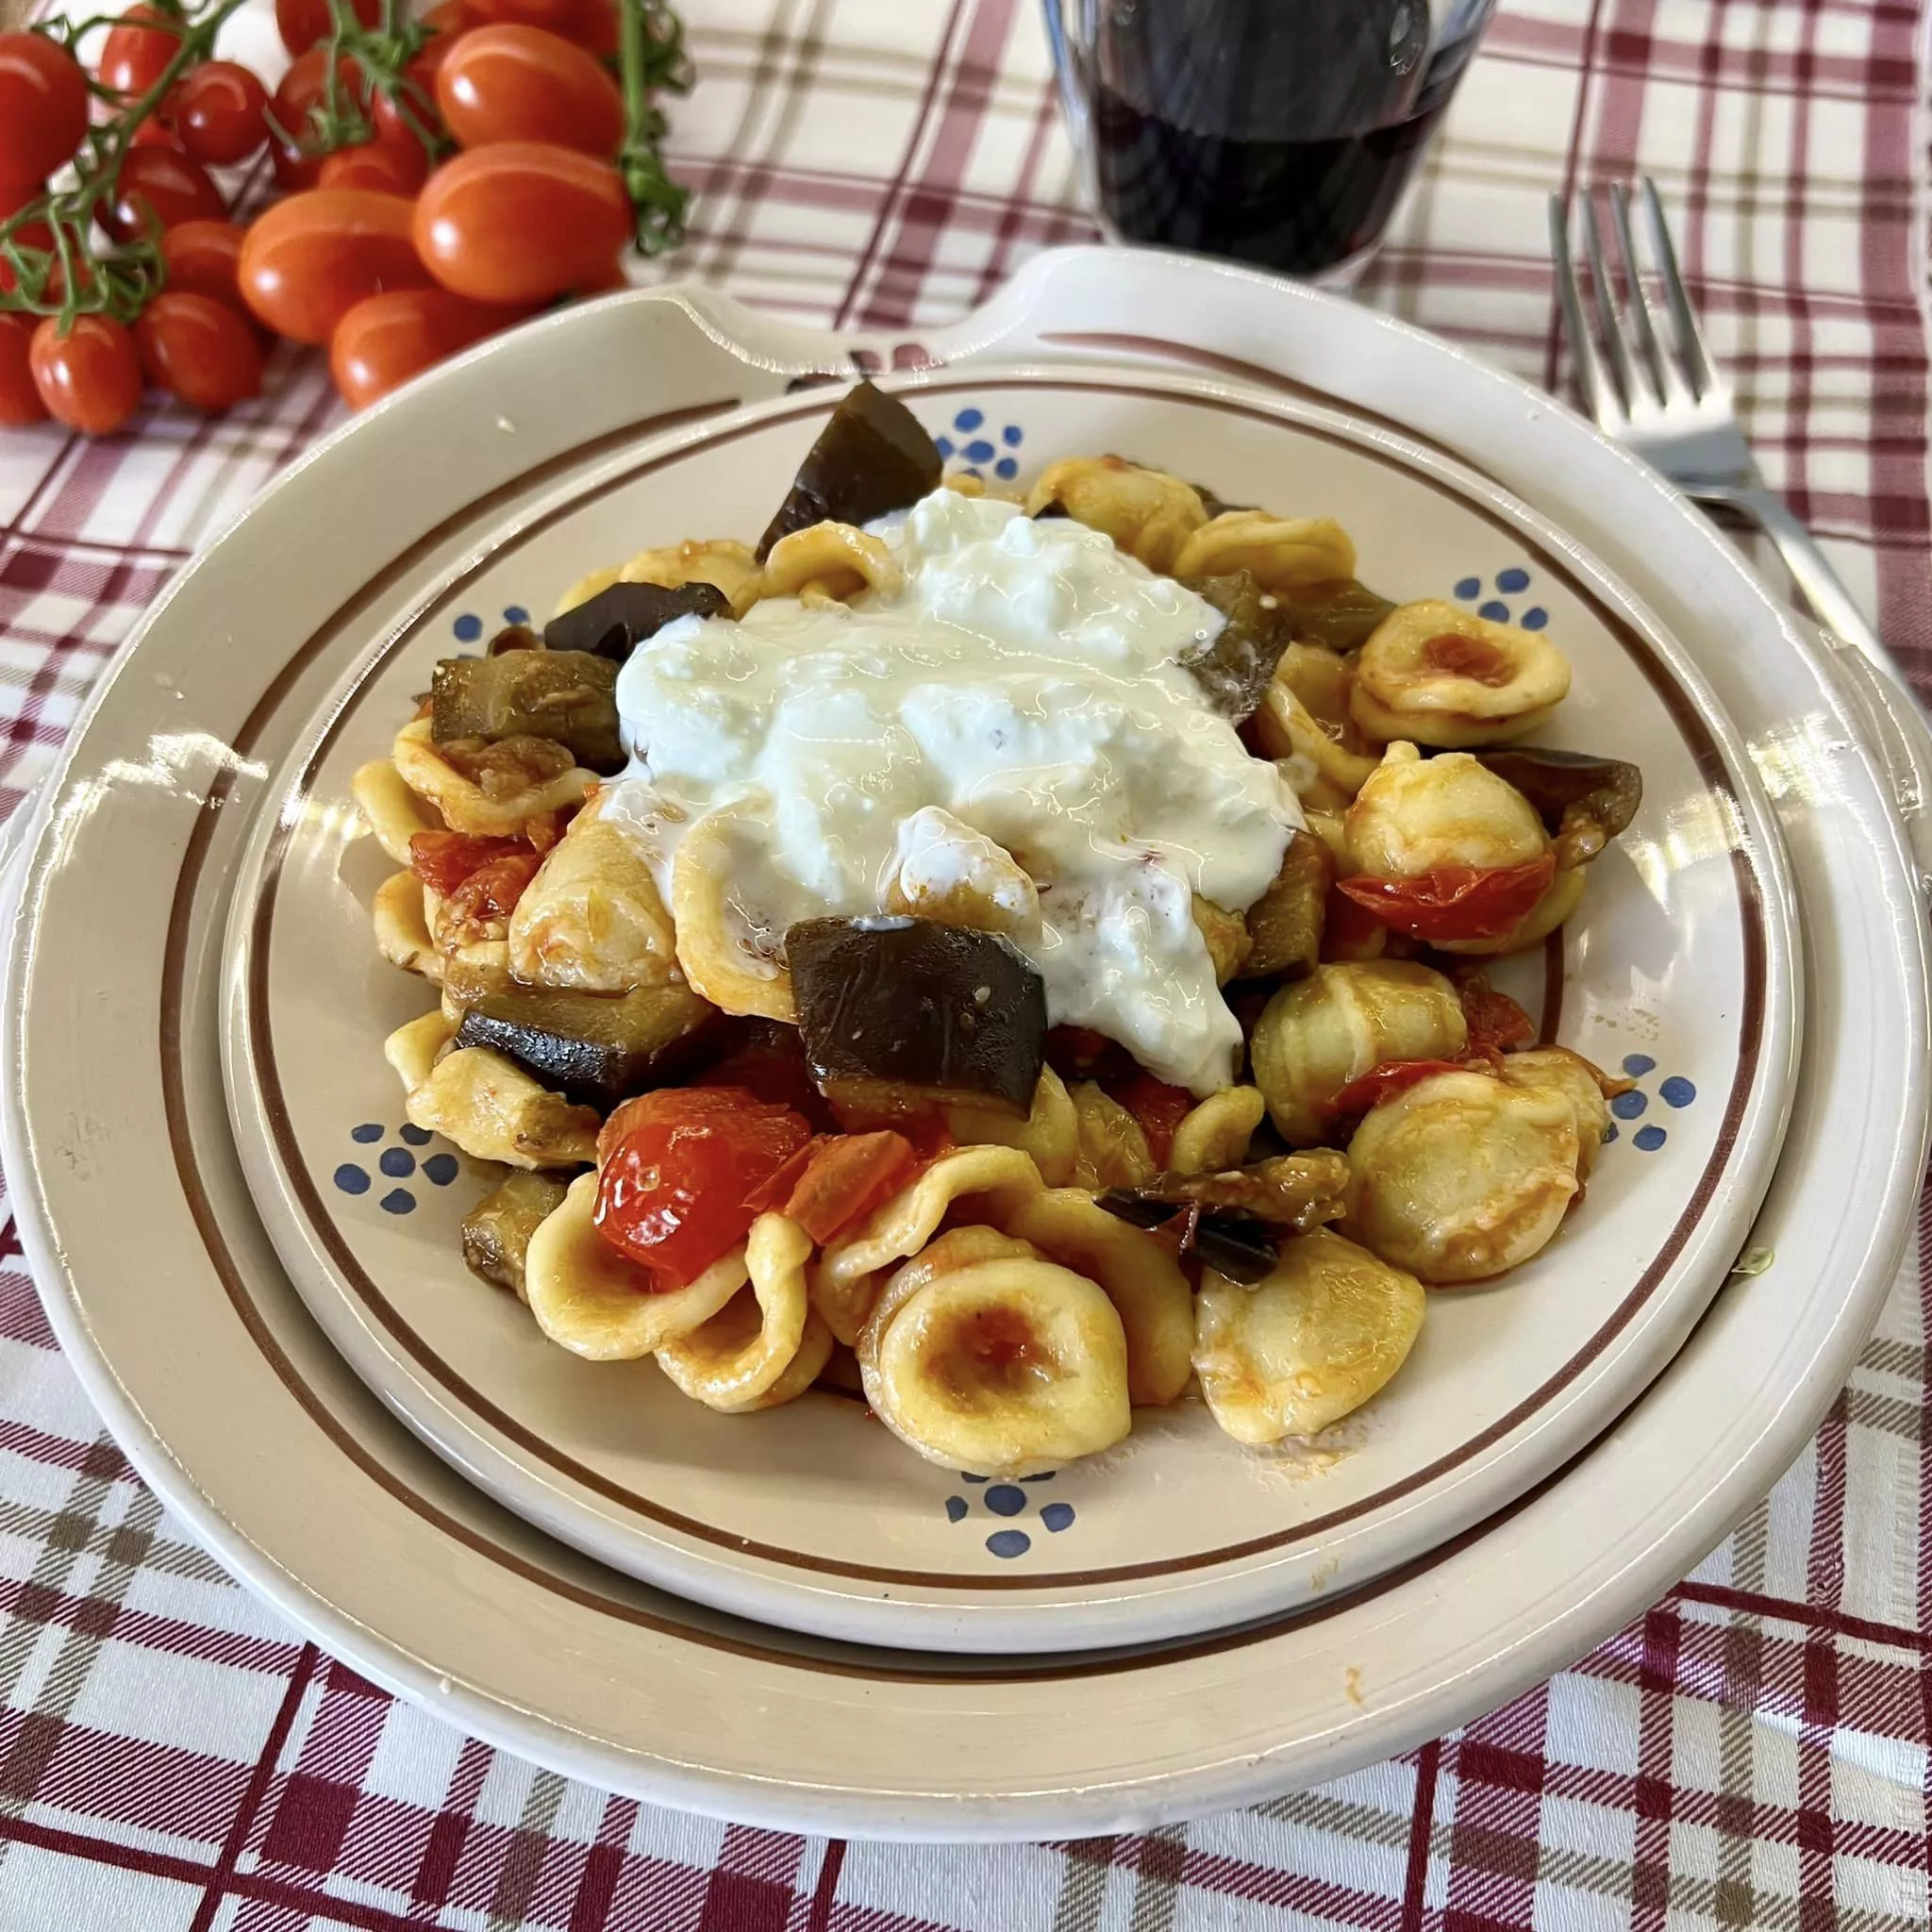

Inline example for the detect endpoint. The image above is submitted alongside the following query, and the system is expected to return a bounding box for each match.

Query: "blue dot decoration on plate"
[453,612,483,642]
[964,439,996,464]
[943,1468,1074,1555]
[1450,567,1544,627]
[1601,1057,1699,1155]
[954,408,984,431]
[503,604,529,625]
[935,435,955,460]
[336,1123,461,1211]
[936,408,1024,486]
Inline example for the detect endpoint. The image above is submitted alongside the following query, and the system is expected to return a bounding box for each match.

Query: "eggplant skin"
[542,580,729,662]
[430,650,623,774]
[455,982,722,1112]
[787,914,1047,1118]
[1471,746,1642,865]
[756,382,943,561]
[462,1172,569,1300]
[1177,572,1292,724]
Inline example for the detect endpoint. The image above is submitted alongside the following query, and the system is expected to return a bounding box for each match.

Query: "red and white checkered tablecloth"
[1,0,1929,1924]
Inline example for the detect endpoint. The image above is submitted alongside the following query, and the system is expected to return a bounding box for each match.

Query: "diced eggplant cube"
[455,982,721,1111]
[756,381,943,560]
[541,580,730,662]
[430,649,623,773]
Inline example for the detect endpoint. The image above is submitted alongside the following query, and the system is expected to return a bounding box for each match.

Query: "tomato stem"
[615,0,691,257]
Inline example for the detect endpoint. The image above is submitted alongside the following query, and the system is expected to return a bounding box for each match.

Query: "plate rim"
[0,247,1919,1837]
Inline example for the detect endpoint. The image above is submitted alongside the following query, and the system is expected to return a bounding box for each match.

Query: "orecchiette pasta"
[858,1230,1132,1476]
[1069,1081,1156,1191]
[1251,961,1469,1145]
[1253,672,1380,809]
[622,537,760,604]
[655,1211,814,1411]
[943,1067,1077,1187]
[1345,742,1548,878]
[1171,509,1357,589]
[812,1145,1044,1345]
[392,716,593,838]
[1351,600,1572,748]
[887,806,1041,941]
[372,870,442,981]
[397,1040,599,1170]
[1193,1229,1425,1442]
[1343,1068,1584,1283]
[670,806,796,1022]
[525,1172,749,1359]
[747,522,903,611]
[1496,1047,1613,1177]
[352,757,441,863]
[1024,456,1207,573]
[1168,1084,1266,1175]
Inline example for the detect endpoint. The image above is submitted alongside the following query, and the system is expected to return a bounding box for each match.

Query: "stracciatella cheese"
[610,489,1302,1093]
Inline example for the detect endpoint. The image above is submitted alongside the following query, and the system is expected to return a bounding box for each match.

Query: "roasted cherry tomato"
[442,849,541,927]
[170,59,270,167]
[0,32,90,185]
[274,0,379,57]
[691,1024,834,1124]
[28,315,142,434]
[1457,976,1536,1056]
[133,291,261,411]
[0,314,47,427]
[97,144,227,242]
[319,140,426,194]
[329,284,523,408]
[770,1130,918,1245]
[1105,1072,1194,1168]
[414,141,628,304]
[1324,1058,1474,1122]
[159,218,249,308]
[408,828,527,895]
[96,4,180,100]
[594,1087,814,1291]
[1334,855,1557,943]
[240,188,431,344]
[436,25,624,156]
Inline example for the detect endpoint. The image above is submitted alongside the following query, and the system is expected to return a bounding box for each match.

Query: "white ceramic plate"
[218,366,1796,1654]
[2,248,1922,1834]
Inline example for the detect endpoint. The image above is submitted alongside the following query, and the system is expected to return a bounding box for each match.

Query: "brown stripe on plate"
[237,375,1772,1592]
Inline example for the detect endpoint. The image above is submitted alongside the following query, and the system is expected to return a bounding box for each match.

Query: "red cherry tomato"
[170,59,269,167]
[763,1130,919,1245]
[1104,1073,1194,1168]
[329,284,525,408]
[268,47,361,190]
[467,0,595,33]
[28,315,142,435]
[96,4,181,100]
[436,25,624,156]
[415,142,627,303]
[159,218,248,307]
[1457,977,1536,1056]
[1324,1059,1475,1123]
[0,179,51,297]
[0,313,47,427]
[408,829,527,894]
[134,291,262,410]
[318,140,425,194]
[130,114,179,148]
[98,145,226,242]
[0,33,91,185]
[274,0,378,57]
[594,1088,814,1291]
[1334,854,1557,943]
[240,188,431,343]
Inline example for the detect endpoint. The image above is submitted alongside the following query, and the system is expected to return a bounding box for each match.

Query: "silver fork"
[1550,177,1910,702]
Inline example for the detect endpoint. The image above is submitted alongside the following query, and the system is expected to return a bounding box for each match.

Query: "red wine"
[1091,81,1452,277]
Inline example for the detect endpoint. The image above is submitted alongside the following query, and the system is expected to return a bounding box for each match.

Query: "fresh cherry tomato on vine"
[96,5,181,101]
[274,0,379,58]
[159,218,249,308]
[1334,855,1557,943]
[29,315,143,434]
[268,47,362,190]
[97,145,227,243]
[240,188,432,343]
[415,142,628,303]
[134,291,262,410]
[170,59,270,167]
[436,25,624,156]
[318,142,426,194]
[0,314,47,427]
[130,114,180,148]
[328,284,526,408]
[0,33,91,185]
[0,179,52,298]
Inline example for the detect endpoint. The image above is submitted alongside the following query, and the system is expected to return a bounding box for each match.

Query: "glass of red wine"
[1043,0,1498,282]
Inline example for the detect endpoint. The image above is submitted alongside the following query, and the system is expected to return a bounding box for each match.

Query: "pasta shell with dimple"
[811,1146,1044,1345]
[402,1044,599,1170]
[1000,1190,1192,1407]
[392,717,592,838]
[748,1309,837,1409]
[353,758,441,863]
[1172,510,1357,589]
[1070,1081,1156,1191]
[1194,1229,1425,1443]
[943,1068,1077,1187]
[384,1008,458,1091]
[1351,600,1571,748]
[671,807,795,1022]
[620,537,760,605]
[1345,742,1548,878]
[1169,1086,1266,1176]
[858,1242,1132,1476]
[1024,456,1207,573]
[656,1212,812,1412]
[747,523,903,612]
[373,871,442,981]
[525,1172,750,1361]
[1496,1047,1613,1179]
[508,795,680,993]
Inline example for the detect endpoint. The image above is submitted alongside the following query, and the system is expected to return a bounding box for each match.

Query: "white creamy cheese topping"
[609,489,1303,1093]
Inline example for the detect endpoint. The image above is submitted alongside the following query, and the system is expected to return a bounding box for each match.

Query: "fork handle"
[1695,482,1915,702]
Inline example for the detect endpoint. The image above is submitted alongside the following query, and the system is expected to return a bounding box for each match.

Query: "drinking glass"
[1042,0,1499,282]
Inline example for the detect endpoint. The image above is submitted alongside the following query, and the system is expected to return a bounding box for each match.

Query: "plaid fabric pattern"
[0,0,1928,1924]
